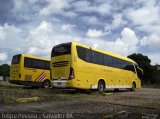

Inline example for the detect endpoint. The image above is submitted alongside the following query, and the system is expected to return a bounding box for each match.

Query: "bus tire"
[98,80,105,92]
[130,82,136,91]
[42,80,50,88]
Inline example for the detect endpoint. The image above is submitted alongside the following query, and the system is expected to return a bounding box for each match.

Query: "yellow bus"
[10,54,51,88]
[51,42,143,91]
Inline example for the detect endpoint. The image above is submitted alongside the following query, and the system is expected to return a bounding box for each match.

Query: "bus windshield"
[11,54,21,64]
[51,43,71,57]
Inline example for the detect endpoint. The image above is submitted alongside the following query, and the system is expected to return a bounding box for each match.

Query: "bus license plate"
[57,82,61,85]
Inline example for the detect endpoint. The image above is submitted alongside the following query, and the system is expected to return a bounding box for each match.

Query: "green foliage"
[1,96,16,104]
[152,69,160,85]
[0,64,10,81]
[128,53,160,85]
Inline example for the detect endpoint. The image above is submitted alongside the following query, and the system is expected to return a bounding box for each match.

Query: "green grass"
[0,82,113,104]
[0,82,83,104]
[1,96,16,104]
[0,84,58,104]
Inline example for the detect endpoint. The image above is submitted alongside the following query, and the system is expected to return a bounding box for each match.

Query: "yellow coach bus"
[51,42,143,91]
[10,54,51,88]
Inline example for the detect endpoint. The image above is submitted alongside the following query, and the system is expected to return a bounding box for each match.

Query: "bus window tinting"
[24,57,50,70]
[51,43,71,57]
[92,51,104,65]
[76,46,92,62]
[76,46,135,73]
[11,54,21,64]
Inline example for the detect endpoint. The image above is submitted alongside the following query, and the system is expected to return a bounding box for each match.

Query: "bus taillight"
[69,67,75,80]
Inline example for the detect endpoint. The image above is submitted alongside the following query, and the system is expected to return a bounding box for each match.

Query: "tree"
[127,53,155,85]
[0,64,10,81]
[152,65,160,85]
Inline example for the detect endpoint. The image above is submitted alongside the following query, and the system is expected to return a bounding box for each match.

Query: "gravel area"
[0,87,160,119]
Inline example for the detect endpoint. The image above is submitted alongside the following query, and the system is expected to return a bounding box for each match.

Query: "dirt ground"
[0,83,160,119]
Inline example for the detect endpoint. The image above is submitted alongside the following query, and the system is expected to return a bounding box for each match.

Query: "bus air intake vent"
[52,61,69,67]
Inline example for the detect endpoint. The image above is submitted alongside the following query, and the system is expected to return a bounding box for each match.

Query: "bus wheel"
[42,80,50,88]
[130,82,136,91]
[98,80,105,92]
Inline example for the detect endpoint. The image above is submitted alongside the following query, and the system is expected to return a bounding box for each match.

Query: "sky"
[0,0,160,65]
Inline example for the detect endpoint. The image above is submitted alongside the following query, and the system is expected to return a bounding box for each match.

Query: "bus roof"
[72,42,137,64]
[19,54,50,61]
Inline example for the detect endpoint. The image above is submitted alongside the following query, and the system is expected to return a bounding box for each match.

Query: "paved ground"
[0,84,160,119]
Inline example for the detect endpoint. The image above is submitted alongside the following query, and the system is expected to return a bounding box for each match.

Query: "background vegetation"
[0,64,10,81]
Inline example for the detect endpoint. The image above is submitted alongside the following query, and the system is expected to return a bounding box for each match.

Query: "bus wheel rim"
[44,81,49,88]
[99,84,104,91]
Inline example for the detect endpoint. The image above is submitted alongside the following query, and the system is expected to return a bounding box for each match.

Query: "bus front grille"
[52,61,69,67]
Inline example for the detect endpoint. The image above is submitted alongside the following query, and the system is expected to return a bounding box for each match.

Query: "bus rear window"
[24,57,50,70]
[11,54,21,64]
[51,43,71,57]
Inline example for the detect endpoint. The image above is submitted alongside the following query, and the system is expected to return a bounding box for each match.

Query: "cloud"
[122,28,139,50]
[140,34,160,48]
[84,27,139,57]
[13,0,23,11]
[39,0,69,16]
[0,23,24,64]
[0,23,22,48]
[28,0,39,4]
[111,14,123,29]
[0,27,6,41]
[61,24,75,31]
[120,28,139,47]
[0,52,8,61]
[111,14,127,29]
[96,3,112,16]
[73,1,111,16]
[26,21,77,57]
[1,0,160,65]
[62,11,78,18]
[105,14,127,32]
[126,0,160,25]
[27,47,51,57]
[0,23,21,41]
[26,21,53,57]
[104,28,139,56]
[147,53,160,65]
[86,29,108,38]
[80,16,102,26]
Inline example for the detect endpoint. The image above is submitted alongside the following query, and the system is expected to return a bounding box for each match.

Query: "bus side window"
[92,51,104,65]
[45,61,50,70]
[86,49,92,63]
[77,46,86,61]
[24,57,32,68]
[77,46,92,63]
[104,55,114,67]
